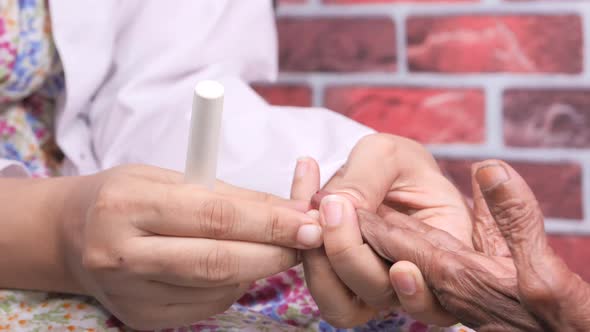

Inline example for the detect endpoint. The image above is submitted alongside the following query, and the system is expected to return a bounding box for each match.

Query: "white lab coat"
[1,0,373,198]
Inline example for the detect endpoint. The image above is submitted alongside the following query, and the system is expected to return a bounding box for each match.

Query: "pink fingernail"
[321,195,344,227]
[295,157,309,178]
[297,224,322,247]
[306,209,320,220]
[392,272,417,296]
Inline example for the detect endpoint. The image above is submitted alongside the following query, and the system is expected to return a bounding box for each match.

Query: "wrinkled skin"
[359,160,590,332]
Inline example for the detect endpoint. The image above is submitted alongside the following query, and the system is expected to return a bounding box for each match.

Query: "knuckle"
[492,198,541,235]
[81,246,124,272]
[258,191,274,204]
[203,243,238,283]
[277,248,297,269]
[359,133,436,171]
[91,179,130,219]
[199,198,238,238]
[361,133,399,155]
[426,251,463,301]
[429,250,454,281]
[518,278,556,307]
[517,257,567,307]
[265,209,284,244]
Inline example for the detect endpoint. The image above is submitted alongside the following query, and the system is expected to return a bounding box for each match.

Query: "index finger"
[134,182,321,249]
[321,195,397,309]
[121,164,310,212]
[128,237,298,287]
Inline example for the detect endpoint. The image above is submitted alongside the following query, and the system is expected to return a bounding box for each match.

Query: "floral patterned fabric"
[0,1,473,331]
[0,0,64,177]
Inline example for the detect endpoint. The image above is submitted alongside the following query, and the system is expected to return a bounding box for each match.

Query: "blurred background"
[253,0,590,280]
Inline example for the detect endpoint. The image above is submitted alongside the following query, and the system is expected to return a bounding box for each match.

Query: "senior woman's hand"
[59,164,322,330]
[359,160,590,331]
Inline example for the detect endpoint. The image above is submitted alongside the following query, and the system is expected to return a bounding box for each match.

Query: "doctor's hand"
[303,133,470,327]
[360,160,590,331]
[60,164,322,330]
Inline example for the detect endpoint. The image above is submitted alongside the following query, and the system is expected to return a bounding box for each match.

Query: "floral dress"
[0,1,472,331]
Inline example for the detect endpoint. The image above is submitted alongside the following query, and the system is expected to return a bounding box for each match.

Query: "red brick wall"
[253,0,590,281]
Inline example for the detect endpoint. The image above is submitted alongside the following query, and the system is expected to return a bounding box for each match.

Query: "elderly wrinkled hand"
[359,160,590,331]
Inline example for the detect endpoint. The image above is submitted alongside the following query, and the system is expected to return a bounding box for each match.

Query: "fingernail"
[321,195,344,227]
[295,157,309,178]
[475,163,510,191]
[306,209,320,220]
[392,271,417,296]
[297,224,322,247]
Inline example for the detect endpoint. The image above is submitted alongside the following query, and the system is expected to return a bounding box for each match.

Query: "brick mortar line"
[277,0,590,231]
[392,11,408,76]
[282,73,590,156]
[545,221,590,235]
[309,0,321,7]
[582,7,590,77]
[311,80,324,108]
[278,73,590,87]
[295,86,590,229]
[485,85,503,149]
[278,3,587,17]
[278,75,590,163]
[430,146,590,162]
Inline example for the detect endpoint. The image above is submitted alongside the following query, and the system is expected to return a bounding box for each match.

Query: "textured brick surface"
[252,84,312,107]
[504,89,590,148]
[407,15,583,73]
[277,17,397,72]
[438,159,583,220]
[272,0,590,273]
[548,235,590,282]
[325,86,485,143]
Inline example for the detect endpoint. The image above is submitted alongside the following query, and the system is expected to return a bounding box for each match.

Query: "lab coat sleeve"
[203,79,375,198]
[68,0,374,198]
[92,77,374,198]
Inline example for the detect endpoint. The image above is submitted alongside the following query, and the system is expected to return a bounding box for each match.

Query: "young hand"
[60,164,322,330]
[303,133,469,327]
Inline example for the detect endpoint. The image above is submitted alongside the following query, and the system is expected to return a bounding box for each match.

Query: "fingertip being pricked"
[296,224,323,248]
[320,195,349,228]
[306,209,320,220]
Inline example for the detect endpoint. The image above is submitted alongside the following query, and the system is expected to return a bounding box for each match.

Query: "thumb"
[475,160,590,330]
[474,160,548,268]
[470,162,510,257]
[313,133,439,212]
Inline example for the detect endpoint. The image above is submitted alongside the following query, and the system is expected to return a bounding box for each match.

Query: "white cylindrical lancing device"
[184,80,224,189]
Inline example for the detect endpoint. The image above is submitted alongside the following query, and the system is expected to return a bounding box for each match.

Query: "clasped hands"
[61,133,590,330]
[301,133,590,331]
